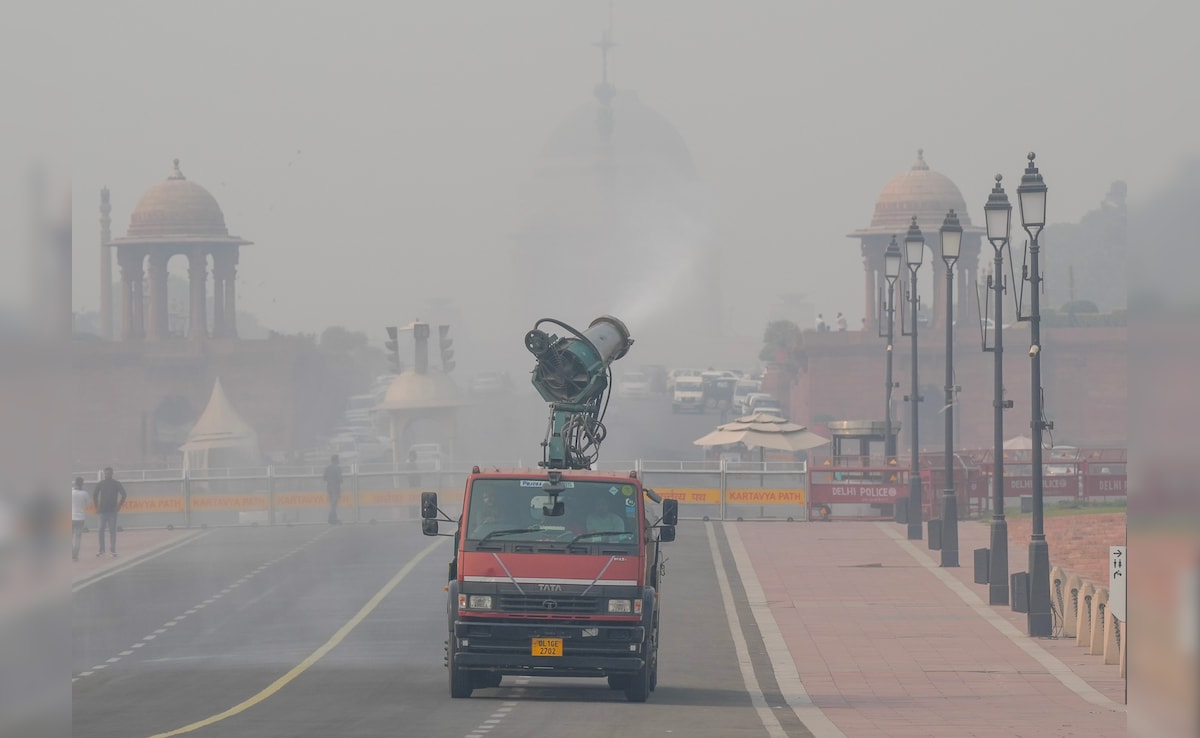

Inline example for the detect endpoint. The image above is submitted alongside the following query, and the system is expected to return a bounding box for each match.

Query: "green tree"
[759,320,803,364]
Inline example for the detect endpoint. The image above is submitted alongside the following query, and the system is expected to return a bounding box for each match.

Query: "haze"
[4,0,1197,362]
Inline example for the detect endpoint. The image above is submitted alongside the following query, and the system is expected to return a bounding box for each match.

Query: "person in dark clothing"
[324,454,343,524]
[92,467,127,557]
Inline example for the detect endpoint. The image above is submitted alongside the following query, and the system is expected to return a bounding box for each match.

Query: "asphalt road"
[73,519,812,738]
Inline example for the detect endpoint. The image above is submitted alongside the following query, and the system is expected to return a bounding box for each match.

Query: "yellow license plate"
[531,638,563,657]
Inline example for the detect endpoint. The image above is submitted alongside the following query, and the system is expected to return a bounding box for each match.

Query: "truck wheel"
[624,630,654,702]
[447,635,473,698]
[624,660,650,702]
[607,674,629,690]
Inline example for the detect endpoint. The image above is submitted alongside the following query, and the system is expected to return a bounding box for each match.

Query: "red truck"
[421,467,678,701]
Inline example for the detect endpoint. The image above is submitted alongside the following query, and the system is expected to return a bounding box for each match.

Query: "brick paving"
[734,520,1125,737]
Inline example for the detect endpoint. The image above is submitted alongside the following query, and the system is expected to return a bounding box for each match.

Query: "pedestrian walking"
[324,454,343,524]
[815,313,827,332]
[71,476,89,561]
[92,467,127,557]
[836,312,848,331]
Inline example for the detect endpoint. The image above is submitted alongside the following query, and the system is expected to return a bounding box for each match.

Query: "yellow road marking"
[145,536,447,738]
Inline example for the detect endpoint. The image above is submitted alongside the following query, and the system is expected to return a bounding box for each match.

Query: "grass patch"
[976,499,1127,523]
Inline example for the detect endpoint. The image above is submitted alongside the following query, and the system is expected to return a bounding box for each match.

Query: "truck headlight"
[607,599,632,614]
[460,594,493,609]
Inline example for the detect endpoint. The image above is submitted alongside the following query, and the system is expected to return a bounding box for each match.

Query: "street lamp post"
[884,236,902,462]
[984,175,1012,606]
[1018,152,1053,636]
[904,216,925,541]
[939,210,962,567]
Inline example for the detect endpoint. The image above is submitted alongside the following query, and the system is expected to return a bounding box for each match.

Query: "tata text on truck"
[422,316,678,702]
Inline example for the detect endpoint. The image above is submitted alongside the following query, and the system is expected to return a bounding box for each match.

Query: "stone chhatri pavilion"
[103,159,251,341]
[849,150,985,333]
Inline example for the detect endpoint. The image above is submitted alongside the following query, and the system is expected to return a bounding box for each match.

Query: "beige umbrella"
[693,412,831,453]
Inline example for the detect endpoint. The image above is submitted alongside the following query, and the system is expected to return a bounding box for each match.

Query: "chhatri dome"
[121,159,242,242]
[850,149,977,238]
[848,150,984,332]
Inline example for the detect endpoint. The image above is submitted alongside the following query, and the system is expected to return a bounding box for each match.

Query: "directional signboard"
[1109,545,1126,621]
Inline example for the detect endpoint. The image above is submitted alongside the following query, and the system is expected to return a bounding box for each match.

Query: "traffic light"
[385,326,401,373]
[438,324,455,373]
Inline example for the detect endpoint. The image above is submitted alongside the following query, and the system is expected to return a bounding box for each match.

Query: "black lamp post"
[1018,152,1052,636]
[984,175,1012,606]
[903,216,925,541]
[884,236,902,462]
[939,210,962,567]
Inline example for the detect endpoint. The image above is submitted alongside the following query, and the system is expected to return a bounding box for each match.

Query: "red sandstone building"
[767,152,1126,452]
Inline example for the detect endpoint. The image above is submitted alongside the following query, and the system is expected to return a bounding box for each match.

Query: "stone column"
[146,251,169,340]
[211,270,225,338]
[122,249,145,340]
[188,248,208,340]
[862,240,877,334]
[119,251,134,341]
[224,266,238,338]
[223,250,239,338]
[933,242,948,332]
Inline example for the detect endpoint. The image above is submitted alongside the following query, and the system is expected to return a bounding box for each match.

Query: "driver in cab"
[586,494,625,535]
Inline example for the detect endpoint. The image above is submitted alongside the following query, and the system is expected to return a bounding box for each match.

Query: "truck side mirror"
[659,525,676,543]
[421,518,439,536]
[421,492,438,519]
[662,498,678,526]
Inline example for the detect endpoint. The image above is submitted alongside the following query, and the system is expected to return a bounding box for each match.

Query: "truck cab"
[422,468,678,702]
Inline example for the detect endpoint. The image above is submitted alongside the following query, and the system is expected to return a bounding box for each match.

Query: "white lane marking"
[91,664,107,670]
[705,522,787,738]
[143,537,447,738]
[76,528,331,682]
[119,650,133,656]
[106,657,120,663]
[879,523,1123,710]
[73,531,214,592]
[725,524,848,738]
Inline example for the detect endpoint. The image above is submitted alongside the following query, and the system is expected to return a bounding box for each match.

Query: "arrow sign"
[1109,545,1126,621]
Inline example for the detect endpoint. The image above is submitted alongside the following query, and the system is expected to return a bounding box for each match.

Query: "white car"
[732,379,761,415]
[666,368,702,393]
[672,377,704,413]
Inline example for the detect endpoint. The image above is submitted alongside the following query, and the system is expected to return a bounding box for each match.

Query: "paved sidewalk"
[732,519,1125,738]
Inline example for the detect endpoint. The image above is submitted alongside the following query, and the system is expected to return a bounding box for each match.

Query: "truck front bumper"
[452,619,646,676]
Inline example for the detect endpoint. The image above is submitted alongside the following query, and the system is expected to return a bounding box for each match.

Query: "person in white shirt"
[71,477,90,561]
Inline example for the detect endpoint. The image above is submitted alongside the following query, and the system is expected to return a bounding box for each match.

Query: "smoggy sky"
[3,1,1197,365]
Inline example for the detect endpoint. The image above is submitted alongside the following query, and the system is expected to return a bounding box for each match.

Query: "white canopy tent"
[180,378,261,470]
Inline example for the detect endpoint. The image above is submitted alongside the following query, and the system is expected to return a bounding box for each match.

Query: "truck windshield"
[465,478,639,545]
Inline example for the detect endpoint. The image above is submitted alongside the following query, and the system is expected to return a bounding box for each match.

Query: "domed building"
[103,159,251,341]
[510,54,722,364]
[848,150,984,332]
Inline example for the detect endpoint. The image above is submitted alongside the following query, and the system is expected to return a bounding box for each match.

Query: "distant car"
[617,371,651,398]
[666,368,702,393]
[470,370,511,396]
[732,379,761,415]
[743,393,781,416]
[672,377,704,413]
